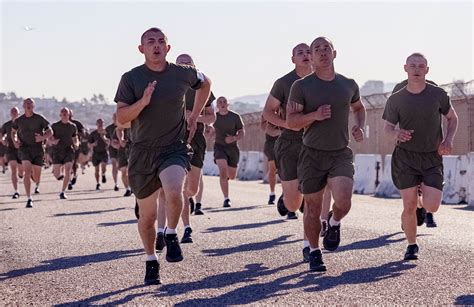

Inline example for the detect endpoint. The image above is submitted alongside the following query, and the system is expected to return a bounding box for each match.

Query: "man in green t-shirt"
[11,98,53,208]
[115,28,211,285]
[287,37,366,272]
[88,118,109,191]
[68,109,85,190]
[382,53,458,260]
[105,113,120,192]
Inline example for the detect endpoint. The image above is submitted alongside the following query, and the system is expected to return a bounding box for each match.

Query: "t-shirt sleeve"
[41,116,50,130]
[392,81,406,94]
[206,92,216,107]
[269,79,284,103]
[75,122,84,134]
[350,80,361,104]
[288,81,304,106]
[439,89,452,116]
[114,73,136,105]
[181,65,204,90]
[382,97,399,125]
[72,125,78,137]
[12,121,18,130]
[235,114,244,131]
[88,133,95,143]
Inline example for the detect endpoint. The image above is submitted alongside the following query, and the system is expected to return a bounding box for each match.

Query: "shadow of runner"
[204,219,286,233]
[202,235,299,257]
[51,207,126,217]
[334,232,432,253]
[0,249,142,280]
[98,219,137,227]
[205,205,262,213]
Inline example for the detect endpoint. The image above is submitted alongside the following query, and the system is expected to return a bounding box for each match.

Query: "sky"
[1,0,473,103]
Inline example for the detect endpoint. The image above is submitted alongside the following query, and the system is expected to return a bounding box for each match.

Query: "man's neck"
[295,66,312,78]
[61,119,69,124]
[219,110,229,115]
[25,112,34,118]
[406,79,427,94]
[314,65,336,81]
[145,60,167,72]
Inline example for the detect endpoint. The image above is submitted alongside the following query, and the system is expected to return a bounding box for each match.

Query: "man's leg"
[281,179,303,212]
[216,159,229,199]
[32,164,42,193]
[62,162,73,195]
[22,160,33,203]
[304,190,326,271]
[111,158,119,189]
[194,173,205,215]
[9,161,19,195]
[181,166,201,243]
[400,187,418,245]
[53,164,62,180]
[327,176,353,222]
[101,162,107,178]
[267,160,277,205]
[155,190,167,253]
[320,186,332,236]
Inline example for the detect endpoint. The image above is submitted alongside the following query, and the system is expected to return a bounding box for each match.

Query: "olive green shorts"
[274,135,302,181]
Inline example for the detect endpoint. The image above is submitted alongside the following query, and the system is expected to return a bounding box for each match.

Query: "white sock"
[330,215,340,226]
[224,197,229,201]
[270,192,275,196]
[146,254,157,261]
[166,228,177,235]
[309,247,320,253]
[303,240,310,248]
[28,197,32,201]
[157,228,165,234]
[184,225,191,230]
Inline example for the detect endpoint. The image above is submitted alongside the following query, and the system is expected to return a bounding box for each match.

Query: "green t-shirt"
[392,79,438,94]
[382,83,451,152]
[289,73,360,151]
[88,130,108,153]
[185,90,215,135]
[12,113,50,148]
[105,124,119,141]
[51,121,77,151]
[1,120,15,148]
[213,111,244,145]
[270,69,303,138]
[114,62,204,148]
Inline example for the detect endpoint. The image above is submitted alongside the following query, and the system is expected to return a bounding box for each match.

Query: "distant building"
[360,80,384,96]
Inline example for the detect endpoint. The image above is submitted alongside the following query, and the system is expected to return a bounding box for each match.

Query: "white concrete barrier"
[203,151,219,176]
[468,152,474,207]
[237,151,266,180]
[353,154,382,195]
[442,155,469,204]
[375,155,400,198]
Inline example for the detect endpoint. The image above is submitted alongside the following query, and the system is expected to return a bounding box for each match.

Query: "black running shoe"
[155,232,165,252]
[96,183,101,191]
[404,244,419,260]
[320,220,328,237]
[287,212,298,220]
[302,246,310,263]
[144,260,161,285]
[114,185,119,192]
[165,233,183,262]
[425,212,437,228]
[299,199,304,213]
[56,175,64,181]
[134,200,139,219]
[416,207,426,226]
[277,194,288,216]
[194,203,204,215]
[323,211,341,251]
[26,199,33,208]
[12,192,20,199]
[34,187,40,194]
[189,198,195,214]
[101,175,106,184]
[71,176,77,185]
[67,183,73,190]
[60,192,67,200]
[181,227,193,243]
[223,199,231,208]
[124,189,132,197]
[309,249,327,272]
[268,194,276,205]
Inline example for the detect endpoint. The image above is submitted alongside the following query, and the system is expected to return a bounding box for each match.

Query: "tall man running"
[106,113,120,191]
[115,27,211,285]
[287,37,366,271]
[116,126,132,197]
[1,107,24,199]
[383,53,458,260]
[50,107,79,199]
[88,118,109,190]
[213,96,245,208]
[11,98,53,208]
[68,109,85,190]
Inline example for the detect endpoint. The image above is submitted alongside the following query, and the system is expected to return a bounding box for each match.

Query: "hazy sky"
[1,0,473,102]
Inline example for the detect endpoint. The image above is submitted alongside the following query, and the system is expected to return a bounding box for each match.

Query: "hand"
[119,139,127,148]
[51,138,59,145]
[34,133,44,143]
[225,135,236,144]
[187,113,198,143]
[438,139,453,155]
[396,129,414,143]
[142,81,157,106]
[314,104,331,121]
[2,139,7,146]
[351,125,364,142]
[111,139,121,149]
[185,110,192,119]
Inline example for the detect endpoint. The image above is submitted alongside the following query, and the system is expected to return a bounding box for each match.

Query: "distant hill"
[228,93,267,115]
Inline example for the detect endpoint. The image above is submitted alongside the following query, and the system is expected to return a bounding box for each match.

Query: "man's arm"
[187,76,212,142]
[197,105,216,125]
[286,101,331,130]
[383,121,413,143]
[350,100,366,142]
[438,107,459,155]
[116,81,157,125]
[262,95,288,129]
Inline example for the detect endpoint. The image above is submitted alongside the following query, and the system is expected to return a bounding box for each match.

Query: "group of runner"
[1,27,459,285]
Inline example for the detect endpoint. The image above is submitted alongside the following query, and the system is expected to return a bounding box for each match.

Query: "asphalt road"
[0,169,473,305]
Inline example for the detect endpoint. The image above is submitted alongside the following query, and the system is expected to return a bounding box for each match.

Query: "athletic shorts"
[128,141,192,200]
[214,143,240,168]
[298,146,354,194]
[79,143,89,155]
[18,145,45,166]
[92,151,109,167]
[6,147,21,163]
[274,134,302,181]
[108,147,119,160]
[0,144,5,157]
[391,146,444,191]
[190,133,206,169]
[118,148,129,169]
[52,147,75,165]
[263,134,278,162]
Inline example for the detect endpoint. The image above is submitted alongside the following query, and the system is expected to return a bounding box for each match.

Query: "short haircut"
[406,52,428,64]
[310,36,334,50]
[176,54,194,65]
[23,98,34,105]
[140,27,168,44]
[292,43,309,56]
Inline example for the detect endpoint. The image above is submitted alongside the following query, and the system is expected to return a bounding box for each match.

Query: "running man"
[213,96,245,208]
[11,98,53,208]
[287,37,366,271]
[260,115,280,205]
[68,109,85,190]
[106,114,120,191]
[115,126,132,197]
[383,53,458,260]
[50,107,79,199]
[1,107,24,199]
[78,128,90,174]
[88,118,109,190]
[115,27,211,285]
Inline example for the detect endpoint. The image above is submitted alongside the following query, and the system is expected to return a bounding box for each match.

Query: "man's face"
[96,119,104,129]
[404,56,429,81]
[176,54,194,67]
[60,109,69,121]
[292,44,311,68]
[10,108,19,119]
[310,38,336,68]
[23,100,34,113]
[139,31,170,64]
[217,97,228,111]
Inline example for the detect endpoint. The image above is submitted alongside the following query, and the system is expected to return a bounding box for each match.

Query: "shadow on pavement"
[454,295,474,305]
[335,232,431,253]
[203,219,285,233]
[52,207,126,217]
[202,235,298,257]
[205,205,262,213]
[453,205,474,211]
[66,195,125,202]
[98,219,137,227]
[0,208,17,211]
[0,249,142,281]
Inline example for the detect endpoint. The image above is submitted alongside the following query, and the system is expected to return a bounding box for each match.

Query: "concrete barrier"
[442,155,469,204]
[237,151,266,180]
[374,154,400,198]
[468,152,474,207]
[353,154,382,195]
[203,151,219,176]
